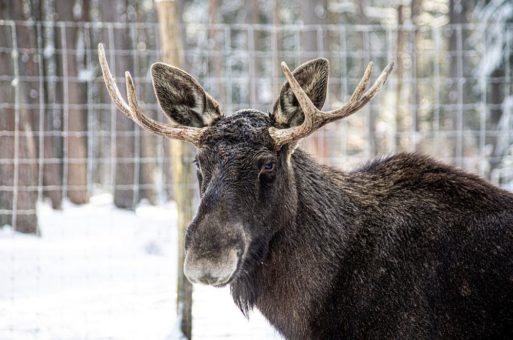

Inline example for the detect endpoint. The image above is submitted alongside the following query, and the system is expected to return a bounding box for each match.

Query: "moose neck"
[232,149,361,339]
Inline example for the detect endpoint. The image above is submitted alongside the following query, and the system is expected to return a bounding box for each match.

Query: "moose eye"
[262,162,275,171]
[258,157,277,183]
[259,160,276,184]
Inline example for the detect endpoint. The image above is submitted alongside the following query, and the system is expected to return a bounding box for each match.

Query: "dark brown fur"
[150,59,513,339]
[242,148,513,339]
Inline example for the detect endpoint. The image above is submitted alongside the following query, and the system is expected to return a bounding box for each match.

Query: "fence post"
[156,1,194,338]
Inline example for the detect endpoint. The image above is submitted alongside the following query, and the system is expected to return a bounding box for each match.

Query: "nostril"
[236,248,243,257]
[184,247,242,286]
[184,263,223,285]
[198,273,216,285]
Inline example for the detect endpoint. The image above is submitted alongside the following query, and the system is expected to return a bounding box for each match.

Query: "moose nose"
[184,248,240,286]
[192,273,223,286]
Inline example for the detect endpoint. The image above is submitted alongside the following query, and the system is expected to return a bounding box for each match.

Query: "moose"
[99,44,513,339]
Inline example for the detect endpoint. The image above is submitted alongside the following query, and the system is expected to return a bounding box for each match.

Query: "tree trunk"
[156,1,194,338]
[271,0,281,96]
[448,0,467,167]
[209,0,226,104]
[395,5,406,152]
[488,68,506,173]
[55,0,89,204]
[411,0,423,152]
[41,0,63,209]
[300,0,327,162]
[134,1,158,205]
[355,0,379,157]
[247,0,259,108]
[99,0,137,210]
[0,0,39,234]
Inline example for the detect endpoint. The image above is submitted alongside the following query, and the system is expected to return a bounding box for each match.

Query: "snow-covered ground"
[0,195,282,340]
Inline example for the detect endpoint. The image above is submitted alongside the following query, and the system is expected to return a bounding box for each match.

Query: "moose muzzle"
[184,247,241,286]
[183,221,245,287]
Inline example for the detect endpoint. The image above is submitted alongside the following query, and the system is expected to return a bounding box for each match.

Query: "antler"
[98,43,206,146]
[269,61,394,147]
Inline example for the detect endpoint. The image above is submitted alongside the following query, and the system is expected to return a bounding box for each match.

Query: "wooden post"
[156,1,194,338]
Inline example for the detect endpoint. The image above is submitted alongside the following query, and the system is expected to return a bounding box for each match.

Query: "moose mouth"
[184,247,245,287]
[211,253,244,288]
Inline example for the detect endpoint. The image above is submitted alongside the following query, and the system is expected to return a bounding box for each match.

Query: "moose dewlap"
[99,43,513,339]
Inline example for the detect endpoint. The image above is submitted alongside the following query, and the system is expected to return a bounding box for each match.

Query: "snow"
[0,195,282,340]
[78,67,96,82]
[167,303,187,340]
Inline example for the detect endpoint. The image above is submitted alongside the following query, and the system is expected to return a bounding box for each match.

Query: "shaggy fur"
[189,110,513,339]
[245,149,513,339]
[150,59,513,339]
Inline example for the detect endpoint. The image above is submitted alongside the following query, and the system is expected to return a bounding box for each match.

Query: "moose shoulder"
[99,44,513,339]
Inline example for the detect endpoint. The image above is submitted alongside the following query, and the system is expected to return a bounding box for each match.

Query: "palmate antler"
[269,61,394,147]
[98,43,207,146]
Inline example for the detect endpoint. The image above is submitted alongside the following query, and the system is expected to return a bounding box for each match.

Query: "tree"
[300,0,328,161]
[98,0,138,209]
[156,1,194,338]
[0,0,39,234]
[448,0,470,167]
[55,0,90,204]
[395,4,407,151]
[41,0,64,209]
[355,0,381,157]
[271,0,282,96]
[411,0,423,152]
[474,0,513,179]
[134,0,158,206]
[209,0,226,104]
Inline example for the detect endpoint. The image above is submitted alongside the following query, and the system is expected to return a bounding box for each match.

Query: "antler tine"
[98,43,206,146]
[124,72,206,143]
[280,61,319,120]
[125,71,164,133]
[321,61,394,122]
[98,43,132,118]
[268,62,323,146]
[348,62,373,103]
[269,61,393,148]
[350,62,394,112]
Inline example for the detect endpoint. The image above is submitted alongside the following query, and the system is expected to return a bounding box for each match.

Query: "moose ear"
[151,62,222,127]
[271,58,329,128]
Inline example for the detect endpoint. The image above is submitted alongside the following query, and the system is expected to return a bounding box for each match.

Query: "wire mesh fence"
[0,19,512,338]
[2,21,513,228]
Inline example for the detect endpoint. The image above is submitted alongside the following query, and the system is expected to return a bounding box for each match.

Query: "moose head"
[98,44,392,288]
